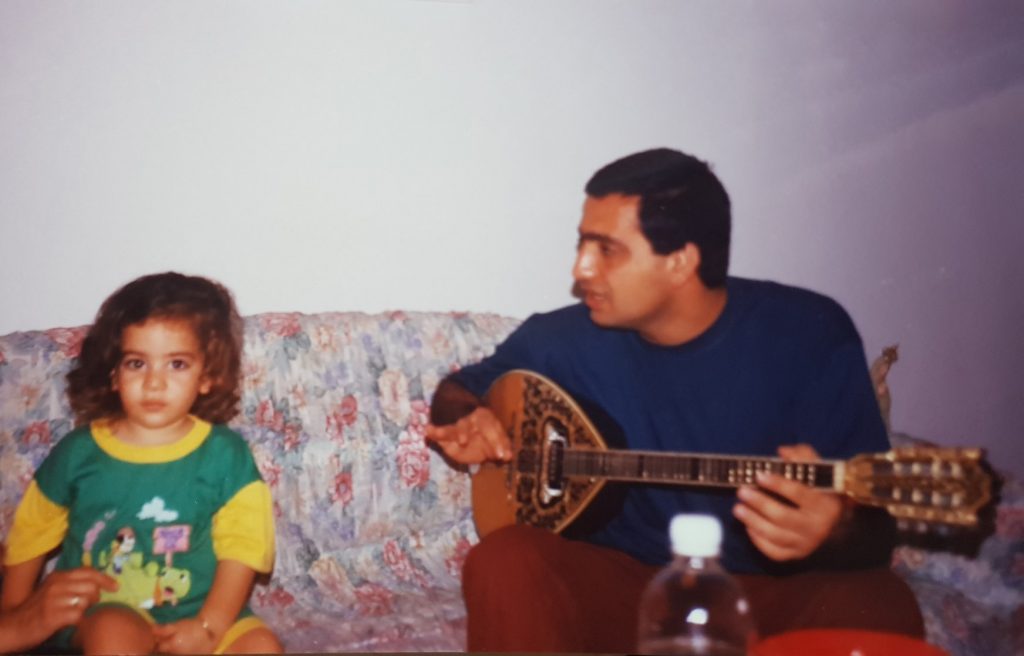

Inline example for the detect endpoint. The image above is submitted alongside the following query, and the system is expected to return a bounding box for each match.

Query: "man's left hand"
[732,444,844,561]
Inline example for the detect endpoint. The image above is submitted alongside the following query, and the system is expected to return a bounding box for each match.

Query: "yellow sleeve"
[3,481,68,565]
[211,480,275,573]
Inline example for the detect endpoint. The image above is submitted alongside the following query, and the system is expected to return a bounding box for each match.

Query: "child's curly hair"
[66,272,244,425]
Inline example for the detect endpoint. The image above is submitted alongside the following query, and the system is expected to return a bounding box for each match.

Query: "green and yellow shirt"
[4,418,274,624]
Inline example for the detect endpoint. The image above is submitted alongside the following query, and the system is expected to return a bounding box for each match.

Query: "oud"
[472,370,991,538]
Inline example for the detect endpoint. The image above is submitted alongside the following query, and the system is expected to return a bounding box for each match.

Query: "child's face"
[112,318,211,444]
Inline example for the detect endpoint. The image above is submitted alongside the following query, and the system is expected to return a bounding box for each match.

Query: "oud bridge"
[514,419,568,506]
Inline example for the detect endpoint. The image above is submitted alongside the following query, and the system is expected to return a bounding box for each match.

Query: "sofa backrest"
[230,310,519,602]
[0,310,521,588]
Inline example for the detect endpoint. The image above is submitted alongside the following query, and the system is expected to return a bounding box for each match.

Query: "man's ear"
[667,243,701,283]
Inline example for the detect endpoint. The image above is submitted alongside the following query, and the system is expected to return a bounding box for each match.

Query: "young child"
[0,272,280,654]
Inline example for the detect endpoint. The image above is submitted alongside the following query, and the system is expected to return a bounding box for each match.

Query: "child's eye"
[170,359,191,370]
[122,358,145,370]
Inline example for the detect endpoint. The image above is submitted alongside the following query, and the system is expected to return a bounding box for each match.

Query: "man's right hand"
[425,406,513,465]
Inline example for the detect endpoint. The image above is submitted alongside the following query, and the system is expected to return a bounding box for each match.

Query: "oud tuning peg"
[896,518,931,534]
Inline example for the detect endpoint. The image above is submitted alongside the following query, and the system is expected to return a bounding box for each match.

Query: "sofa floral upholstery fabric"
[1,311,1021,654]
[889,434,1024,656]
[233,311,522,651]
[1,311,518,652]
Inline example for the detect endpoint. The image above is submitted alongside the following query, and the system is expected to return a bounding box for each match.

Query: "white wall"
[2,1,1022,477]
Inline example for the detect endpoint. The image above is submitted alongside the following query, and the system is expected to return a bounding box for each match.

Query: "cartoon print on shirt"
[109,527,135,574]
[146,565,192,608]
[80,510,117,567]
[98,554,193,609]
[92,497,194,609]
[97,526,137,574]
[153,524,191,567]
[138,496,179,522]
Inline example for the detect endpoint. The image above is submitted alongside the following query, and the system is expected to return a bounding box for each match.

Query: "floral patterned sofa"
[888,431,1023,656]
[0,310,1021,654]
[1,311,519,652]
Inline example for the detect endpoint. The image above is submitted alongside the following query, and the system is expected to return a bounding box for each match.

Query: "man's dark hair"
[585,148,731,288]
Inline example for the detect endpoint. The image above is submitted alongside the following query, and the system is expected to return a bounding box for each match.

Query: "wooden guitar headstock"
[842,447,992,528]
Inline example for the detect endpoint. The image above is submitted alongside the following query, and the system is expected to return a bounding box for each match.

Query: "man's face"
[572,193,676,333]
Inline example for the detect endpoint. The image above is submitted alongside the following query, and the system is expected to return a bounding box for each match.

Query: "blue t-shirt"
[453,277,889,574]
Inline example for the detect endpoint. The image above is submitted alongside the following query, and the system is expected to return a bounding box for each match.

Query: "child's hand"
[152,617,218,654]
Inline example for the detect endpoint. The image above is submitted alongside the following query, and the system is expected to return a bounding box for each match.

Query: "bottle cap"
[669,514,722,557]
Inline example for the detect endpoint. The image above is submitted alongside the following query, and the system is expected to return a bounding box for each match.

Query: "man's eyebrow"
[577,231,618,246]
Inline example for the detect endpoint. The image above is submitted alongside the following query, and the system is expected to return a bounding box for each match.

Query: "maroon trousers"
[463,525,924,653]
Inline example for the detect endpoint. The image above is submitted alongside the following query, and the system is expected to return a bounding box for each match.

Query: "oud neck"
[562,449,844,491]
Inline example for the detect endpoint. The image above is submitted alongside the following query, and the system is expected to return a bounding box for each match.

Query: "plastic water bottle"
[637,514,757,655]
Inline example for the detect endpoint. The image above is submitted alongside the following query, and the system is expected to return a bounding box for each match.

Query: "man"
[425,148,923,652]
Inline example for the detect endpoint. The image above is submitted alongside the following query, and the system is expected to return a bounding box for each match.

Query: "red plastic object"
[753,629,949,656]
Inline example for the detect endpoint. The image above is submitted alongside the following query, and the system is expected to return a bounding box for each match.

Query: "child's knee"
[221,627,283,654]
[77,605,154,655]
